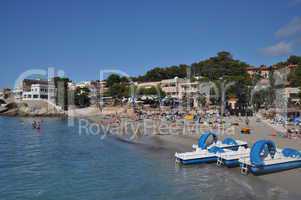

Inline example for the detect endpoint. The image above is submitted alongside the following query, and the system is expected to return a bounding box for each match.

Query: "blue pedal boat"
[239,140,301,175]
[175,132,248,165]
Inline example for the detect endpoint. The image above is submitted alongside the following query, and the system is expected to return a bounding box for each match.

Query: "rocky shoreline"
[0,111,65,117]
[0,100,65,117]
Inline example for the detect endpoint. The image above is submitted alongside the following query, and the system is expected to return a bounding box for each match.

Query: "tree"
[217,51,233,60]
[53,77,70,110]
[287,55,301,87]
[106,74,122,87]
[132,64,189,82]
[252,89,273,111]
[197,95,207,107]
[192,52,252,108]
[287,55,301,65]
[105,74,132,99]
[137,86,166,97]
[105,83,129,98]
[191,51,250,81]
[74,87,90,107]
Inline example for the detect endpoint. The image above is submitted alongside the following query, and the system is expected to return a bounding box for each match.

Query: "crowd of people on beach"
[93,107,239,138]
[93,105,301,141]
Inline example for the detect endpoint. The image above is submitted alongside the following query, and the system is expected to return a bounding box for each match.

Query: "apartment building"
[247,65,271,79]
[160,77,184,98]
[22,83,56,101]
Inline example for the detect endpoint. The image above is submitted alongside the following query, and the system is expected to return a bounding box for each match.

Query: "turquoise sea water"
[0,117,299,200]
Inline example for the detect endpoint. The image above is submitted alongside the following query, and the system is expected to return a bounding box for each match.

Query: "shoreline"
[150,134,301,196]
[2,105,300,196]
[83,111,301,196]
[0,112,66,117]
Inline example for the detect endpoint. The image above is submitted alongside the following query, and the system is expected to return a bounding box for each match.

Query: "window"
[40,95,48,99]
[33,95,39,99]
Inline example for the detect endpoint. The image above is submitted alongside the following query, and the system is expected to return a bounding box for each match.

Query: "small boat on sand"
[175,132,248,165]
[239,140,301,175]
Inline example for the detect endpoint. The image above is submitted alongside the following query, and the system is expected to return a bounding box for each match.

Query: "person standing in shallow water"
[32,120,37,128]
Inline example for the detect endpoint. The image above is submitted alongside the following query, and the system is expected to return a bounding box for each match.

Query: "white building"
[68,82,77,90]
[136,81,160,89]
[12,88,23,101]
[136,77,206,100]
[22,84,56,101]
[76,81,92,88]
[178,81,203,99]
[160,77,184,98]
[280,87,300,104]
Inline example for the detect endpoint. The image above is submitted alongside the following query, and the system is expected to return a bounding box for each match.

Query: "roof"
[247,65,271,71]
[272,64,298,70]
[228,95,238,101]
[22,79,49,85]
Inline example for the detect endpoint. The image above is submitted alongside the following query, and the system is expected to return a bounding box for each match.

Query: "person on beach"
[245,117,249,126]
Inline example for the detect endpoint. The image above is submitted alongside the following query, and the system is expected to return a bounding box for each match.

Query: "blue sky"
[0,0,301,88]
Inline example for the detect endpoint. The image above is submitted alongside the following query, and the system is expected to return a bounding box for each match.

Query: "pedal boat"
[239,140,301,175]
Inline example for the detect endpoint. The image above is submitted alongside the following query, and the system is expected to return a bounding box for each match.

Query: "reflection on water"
[0,117,299,200]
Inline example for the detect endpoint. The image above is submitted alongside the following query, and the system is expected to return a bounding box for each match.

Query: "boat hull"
[176,156,217,165]
[223,159,240,168]
[223,144,248,151]
[250,160,301,175]
[175,144,248,165]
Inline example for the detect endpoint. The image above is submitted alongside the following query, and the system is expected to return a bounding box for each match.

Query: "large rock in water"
[17,100,64,116]
[0,102,17,115]
[0,106,8,113]
[0,100,64,117]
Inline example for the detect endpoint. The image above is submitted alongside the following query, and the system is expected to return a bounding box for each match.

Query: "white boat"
[175,132,248,165]
[239,140,301,175]
[192,139,247,151]
[216,146,250,168]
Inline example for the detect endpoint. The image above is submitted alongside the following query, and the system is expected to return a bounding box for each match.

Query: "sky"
[0,0,301,88]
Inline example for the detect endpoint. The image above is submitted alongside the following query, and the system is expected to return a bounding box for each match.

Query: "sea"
[0,117,299,200]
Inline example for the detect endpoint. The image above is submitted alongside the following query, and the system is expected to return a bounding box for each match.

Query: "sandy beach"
[75,106,301,196]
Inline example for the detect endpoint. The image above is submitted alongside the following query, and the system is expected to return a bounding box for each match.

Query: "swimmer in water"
[32,120,37,129]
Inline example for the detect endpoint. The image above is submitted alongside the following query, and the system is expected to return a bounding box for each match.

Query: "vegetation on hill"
[104,74,131,98]
[132,64,189,82]
[104,52,300,108]
[105,74,166,98]
[285,56,301,87]
[191,51,250,81]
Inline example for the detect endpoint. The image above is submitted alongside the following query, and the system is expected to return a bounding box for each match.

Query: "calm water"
[0,117,299,200]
